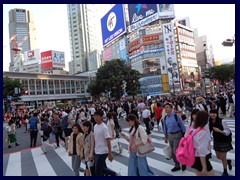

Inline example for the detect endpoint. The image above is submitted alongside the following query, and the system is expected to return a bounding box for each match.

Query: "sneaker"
[8,145,12,148]
[227,160,232,170]
[182,165,186,171]
[54,145,60,149]
[171,167,181,172]
[15,143,20,146]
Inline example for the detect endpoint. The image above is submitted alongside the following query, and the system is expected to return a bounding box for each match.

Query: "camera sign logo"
[107,12,117,32]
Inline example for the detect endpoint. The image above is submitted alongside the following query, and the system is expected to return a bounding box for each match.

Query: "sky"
[3,4,235,72]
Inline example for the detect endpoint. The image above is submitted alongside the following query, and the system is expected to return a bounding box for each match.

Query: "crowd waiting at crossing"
[4,90,235,176]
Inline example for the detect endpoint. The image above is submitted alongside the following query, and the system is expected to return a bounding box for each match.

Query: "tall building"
[8,8,37,72]
[67,4,101,74]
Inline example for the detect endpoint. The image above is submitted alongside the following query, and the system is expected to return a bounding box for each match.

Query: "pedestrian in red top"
[154,102,163,131]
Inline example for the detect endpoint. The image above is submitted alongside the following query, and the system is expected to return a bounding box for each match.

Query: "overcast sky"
[3,4,235,71]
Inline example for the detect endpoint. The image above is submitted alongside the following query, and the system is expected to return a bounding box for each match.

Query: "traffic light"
[222,39,234,47]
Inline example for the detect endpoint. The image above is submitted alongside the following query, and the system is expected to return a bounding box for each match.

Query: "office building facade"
[67,4,101,74]
[8,8,37,72]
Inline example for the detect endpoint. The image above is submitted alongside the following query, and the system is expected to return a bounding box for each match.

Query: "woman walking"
[209,109,233,176]
[191,111,214,176]
[82,121,95,176]
[68,124,84,176]
[120,114,154,176]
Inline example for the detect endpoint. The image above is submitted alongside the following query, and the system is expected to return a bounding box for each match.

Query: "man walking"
[163,103,186,172]
[94,110,115,176]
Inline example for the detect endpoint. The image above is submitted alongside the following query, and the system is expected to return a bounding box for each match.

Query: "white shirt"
[232,94,235,106]
[107,119,116,138]
[142,109,151,118]
[94,123,110,154]
[192,128,211,157]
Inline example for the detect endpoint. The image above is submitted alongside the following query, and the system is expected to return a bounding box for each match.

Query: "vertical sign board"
[52,51,65,68]
[41,51,53,70]
[162,22,180,86]
[101,4,126,47]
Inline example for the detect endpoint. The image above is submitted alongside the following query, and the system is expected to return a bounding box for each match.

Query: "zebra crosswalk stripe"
[3,120,235,176]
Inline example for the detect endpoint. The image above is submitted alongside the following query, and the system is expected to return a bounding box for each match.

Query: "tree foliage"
[3,76,23,101]
[87,59,141,99]
[209,64,235,85]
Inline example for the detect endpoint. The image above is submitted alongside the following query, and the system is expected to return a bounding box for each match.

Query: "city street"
[3,117,235,176]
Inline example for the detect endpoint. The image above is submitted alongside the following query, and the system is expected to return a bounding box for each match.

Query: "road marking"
[5,152,21,176]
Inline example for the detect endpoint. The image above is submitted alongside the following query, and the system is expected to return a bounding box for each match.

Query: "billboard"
[23,49,40,66]
[52,51,65,68]
[101,4,126,47]
[128,4,159,32]
[41,50,53,69]
[158,4,175,19]
[162,22,180,86]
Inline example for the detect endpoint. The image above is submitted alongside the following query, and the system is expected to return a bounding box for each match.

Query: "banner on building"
[101,4,126,47]
[158,4,175,19]
[128,4,159,32]
[162,22,180,86]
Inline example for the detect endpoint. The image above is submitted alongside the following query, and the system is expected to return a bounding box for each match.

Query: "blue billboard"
[101,4,126,47]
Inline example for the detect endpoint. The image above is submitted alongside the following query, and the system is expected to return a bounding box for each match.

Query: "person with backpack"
[163,103,186,172]
[190,111,214,176]
[29,112,39,147]
[209,109,233,176]
[39,114,54,154]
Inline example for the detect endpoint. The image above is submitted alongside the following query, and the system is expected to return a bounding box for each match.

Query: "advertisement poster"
[41,50,52,69]
[128,4,159,32]
[162,22,180,85]
[158,4,175,19]
[101,4,126,47]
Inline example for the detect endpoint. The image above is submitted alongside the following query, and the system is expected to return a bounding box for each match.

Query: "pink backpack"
[176,127,204,167]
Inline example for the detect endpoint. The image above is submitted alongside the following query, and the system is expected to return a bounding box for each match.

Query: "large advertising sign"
[162,22,180,86]
[41,50,53,69]
[128,4,159,32]
[158,4,175,19]
[24,49,40,66]
[101,4,126,47]
[52,50,65,68]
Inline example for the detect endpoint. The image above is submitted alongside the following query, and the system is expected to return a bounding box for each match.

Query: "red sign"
[41,51,53,69]
[28,50,34,58]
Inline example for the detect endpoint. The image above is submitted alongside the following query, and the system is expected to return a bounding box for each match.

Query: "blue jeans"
[128,152,154,176]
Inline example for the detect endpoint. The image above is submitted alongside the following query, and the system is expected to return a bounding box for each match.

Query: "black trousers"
[55,131,65,146]
[143,118,151,135]
[94,154,116,176]
[30,130,38,147]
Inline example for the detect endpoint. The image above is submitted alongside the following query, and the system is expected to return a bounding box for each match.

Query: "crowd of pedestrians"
[4,89,235,176]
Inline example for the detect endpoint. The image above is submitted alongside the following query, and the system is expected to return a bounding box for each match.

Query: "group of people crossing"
[4,91,234,176]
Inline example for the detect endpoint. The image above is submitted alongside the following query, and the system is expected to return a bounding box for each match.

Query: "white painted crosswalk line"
[5,152,21,176]
[54,145,85,176]
[31,148,56,176]
[106,158,128,176]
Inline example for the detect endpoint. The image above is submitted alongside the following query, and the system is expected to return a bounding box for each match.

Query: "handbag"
[111,139,122,154]
[163,144,172,160]
[134,130,155,155]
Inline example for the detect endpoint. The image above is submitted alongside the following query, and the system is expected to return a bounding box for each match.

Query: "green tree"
[3,77,23,101]
[87,59,141,99]
[209,64,235,85]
